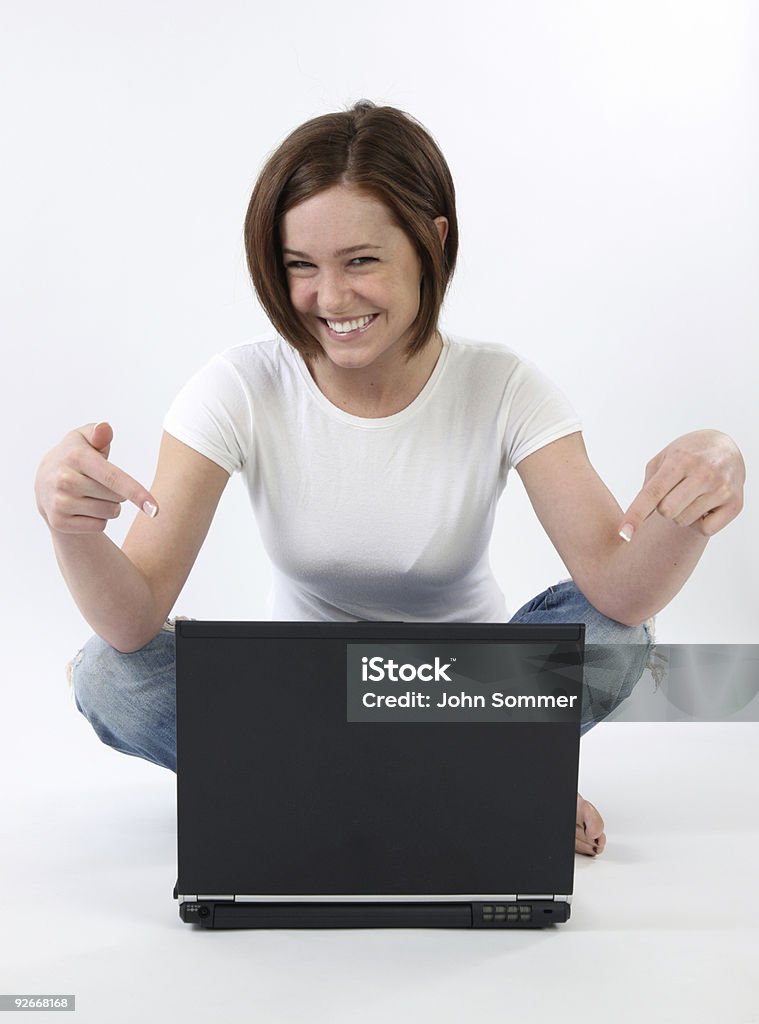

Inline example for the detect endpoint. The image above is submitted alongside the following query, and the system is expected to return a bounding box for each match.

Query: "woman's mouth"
[319,313,379,340]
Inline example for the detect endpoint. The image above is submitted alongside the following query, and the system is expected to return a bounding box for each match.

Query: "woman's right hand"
[35,421,160,534]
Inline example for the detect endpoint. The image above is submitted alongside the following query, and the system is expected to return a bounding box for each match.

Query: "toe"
[576,793,606,856]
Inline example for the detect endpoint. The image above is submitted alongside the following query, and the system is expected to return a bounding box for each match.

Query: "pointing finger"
[73,444,159,518]
[619,464,686,542]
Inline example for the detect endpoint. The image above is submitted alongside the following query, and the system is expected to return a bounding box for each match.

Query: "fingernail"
[142,500,158,518]
[619,523,634,543]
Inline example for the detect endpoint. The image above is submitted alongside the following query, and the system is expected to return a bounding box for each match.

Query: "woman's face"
[280,184,446,372]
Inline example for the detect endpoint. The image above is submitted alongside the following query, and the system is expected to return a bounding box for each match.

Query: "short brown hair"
[244,100,459,361]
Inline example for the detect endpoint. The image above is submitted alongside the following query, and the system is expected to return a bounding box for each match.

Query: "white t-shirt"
[163,332,582,622]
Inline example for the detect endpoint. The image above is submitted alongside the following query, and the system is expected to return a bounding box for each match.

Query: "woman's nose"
[317,270,353,314]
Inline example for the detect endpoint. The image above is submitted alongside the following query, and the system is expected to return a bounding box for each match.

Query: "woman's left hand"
[618,429,745,542]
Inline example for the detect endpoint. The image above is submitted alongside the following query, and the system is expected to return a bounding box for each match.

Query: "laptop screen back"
[176,622,584,899]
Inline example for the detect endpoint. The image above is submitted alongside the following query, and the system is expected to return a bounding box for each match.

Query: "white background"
[2,2,758,1022]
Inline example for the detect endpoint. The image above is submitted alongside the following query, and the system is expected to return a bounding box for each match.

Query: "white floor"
[3,680,758,1024]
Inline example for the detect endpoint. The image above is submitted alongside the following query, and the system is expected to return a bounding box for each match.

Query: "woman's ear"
[434,216,449,248]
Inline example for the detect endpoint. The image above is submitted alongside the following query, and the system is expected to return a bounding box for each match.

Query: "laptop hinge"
[231,893,520,903]
[177,893,236,904]
[515,893,571,904]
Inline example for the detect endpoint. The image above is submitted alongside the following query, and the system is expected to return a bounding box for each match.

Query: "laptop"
[174,620,585,929]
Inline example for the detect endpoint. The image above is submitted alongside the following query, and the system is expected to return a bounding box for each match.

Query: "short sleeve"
[501,360,582,471]
[163,354,253,475]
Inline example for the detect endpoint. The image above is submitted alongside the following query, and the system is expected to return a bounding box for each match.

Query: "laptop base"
[178,899,571,929]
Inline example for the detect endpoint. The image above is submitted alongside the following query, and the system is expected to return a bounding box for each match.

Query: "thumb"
[90,420,113,458]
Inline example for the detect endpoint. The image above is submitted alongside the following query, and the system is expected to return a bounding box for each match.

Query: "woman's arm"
[119,431,231,649]
[42,428,230,652]
[515,430,744,627]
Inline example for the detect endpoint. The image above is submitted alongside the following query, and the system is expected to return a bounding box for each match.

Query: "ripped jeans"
[68,580,655,773]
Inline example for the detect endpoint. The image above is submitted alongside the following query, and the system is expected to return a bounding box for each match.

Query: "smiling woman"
[37,98,745,863]
[244,101,458,363]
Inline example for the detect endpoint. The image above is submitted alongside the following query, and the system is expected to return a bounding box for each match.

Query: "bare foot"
[576,793,606,856]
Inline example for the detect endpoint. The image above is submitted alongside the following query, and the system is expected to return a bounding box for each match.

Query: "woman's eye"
[285,257,377,271]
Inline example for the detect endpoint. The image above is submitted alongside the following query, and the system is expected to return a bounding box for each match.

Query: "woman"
[35,101,745,859]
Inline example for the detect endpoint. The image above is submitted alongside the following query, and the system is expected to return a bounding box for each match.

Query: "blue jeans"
[69,580,654,773]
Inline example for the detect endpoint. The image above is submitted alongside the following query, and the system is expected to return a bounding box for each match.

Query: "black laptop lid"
[175,622,584,900]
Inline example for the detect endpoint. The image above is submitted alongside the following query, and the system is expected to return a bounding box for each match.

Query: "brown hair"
[244,100,458,361]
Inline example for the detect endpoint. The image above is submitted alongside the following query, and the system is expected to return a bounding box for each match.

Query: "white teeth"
[325,314,374,333]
